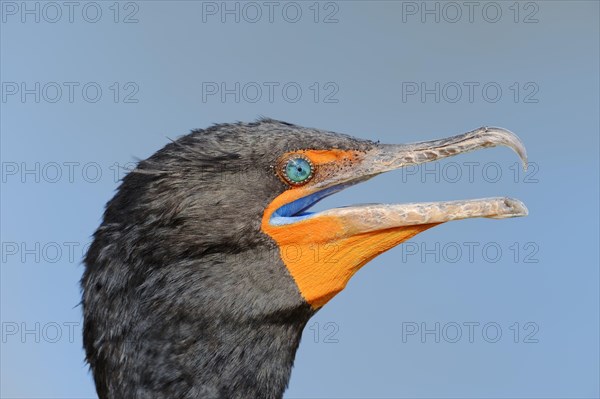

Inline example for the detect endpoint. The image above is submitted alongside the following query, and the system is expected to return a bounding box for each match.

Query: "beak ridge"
[365,126,528,175]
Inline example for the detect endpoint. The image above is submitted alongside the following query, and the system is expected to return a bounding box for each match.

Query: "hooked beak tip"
[480,126,528,171]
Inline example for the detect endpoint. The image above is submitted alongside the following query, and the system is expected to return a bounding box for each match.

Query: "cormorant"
[82,118,528,399]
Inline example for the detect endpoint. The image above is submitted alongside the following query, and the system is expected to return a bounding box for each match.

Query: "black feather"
[81,119,374,398]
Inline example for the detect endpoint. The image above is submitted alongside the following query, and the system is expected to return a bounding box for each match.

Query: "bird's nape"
[82,118,527,398]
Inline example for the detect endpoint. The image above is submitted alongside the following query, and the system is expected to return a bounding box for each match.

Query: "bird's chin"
[261,127,529,309]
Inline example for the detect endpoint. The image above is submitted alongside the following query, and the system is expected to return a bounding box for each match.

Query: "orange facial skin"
[262,149,439,309]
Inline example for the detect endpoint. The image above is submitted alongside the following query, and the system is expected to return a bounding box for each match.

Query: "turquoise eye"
[283,156,313,185]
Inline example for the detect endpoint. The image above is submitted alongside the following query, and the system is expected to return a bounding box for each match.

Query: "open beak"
[310,126,528,228]
[262,127,528,308]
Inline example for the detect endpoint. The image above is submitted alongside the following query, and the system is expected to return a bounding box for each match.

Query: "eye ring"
[277,154,315,186]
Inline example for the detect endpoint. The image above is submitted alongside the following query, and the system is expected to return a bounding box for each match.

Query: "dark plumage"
[82,119,374,398]
[82,118,528,398]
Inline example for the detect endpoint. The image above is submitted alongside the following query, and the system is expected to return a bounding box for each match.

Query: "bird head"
[82,118,527,398]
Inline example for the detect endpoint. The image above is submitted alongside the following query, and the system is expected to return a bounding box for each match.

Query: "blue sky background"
[1,1,598,398]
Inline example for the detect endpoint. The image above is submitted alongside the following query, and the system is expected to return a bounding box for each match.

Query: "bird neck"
[84,234,315,398]
[98,309,312,399]
[191,315,311,399]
